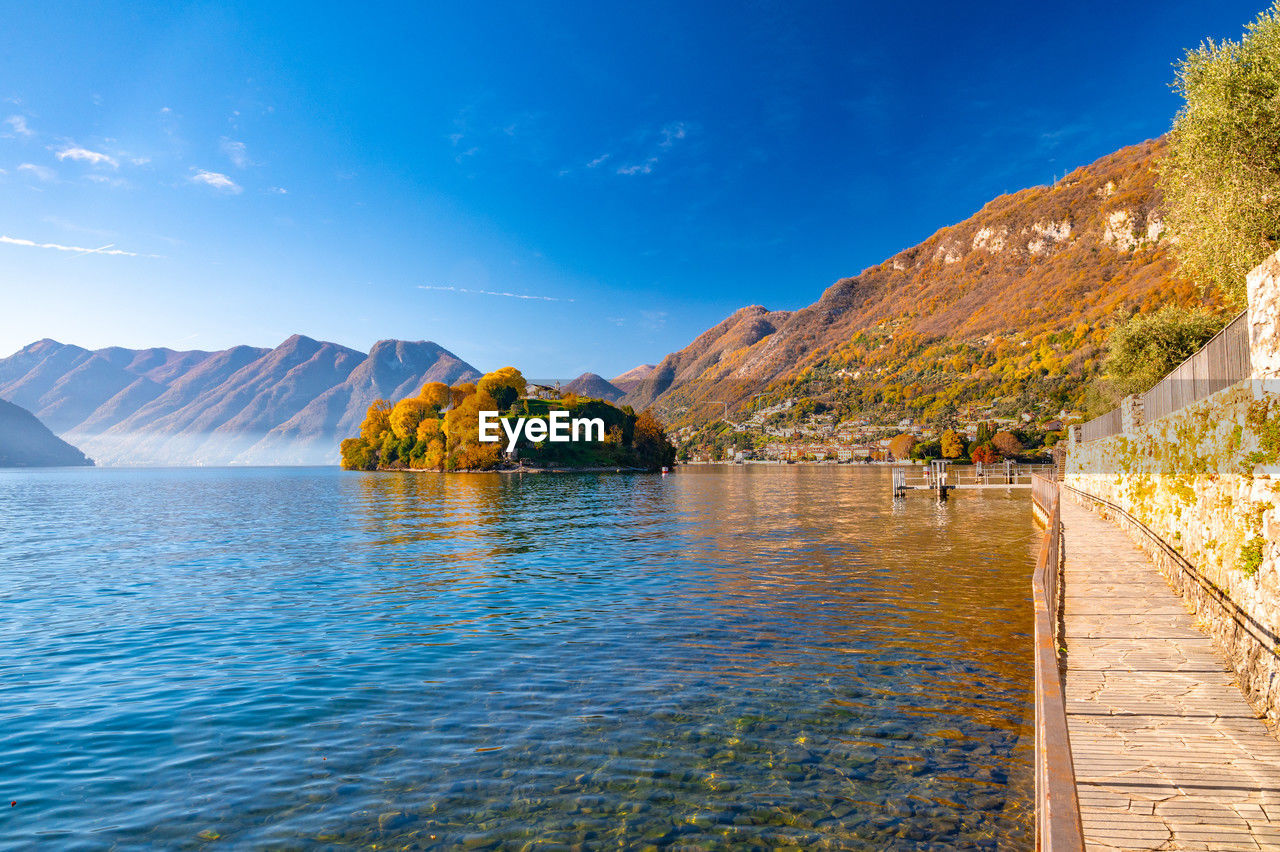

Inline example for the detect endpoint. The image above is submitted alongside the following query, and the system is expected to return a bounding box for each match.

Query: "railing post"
[1247,248,1280,380]
[1120,394,1144,434]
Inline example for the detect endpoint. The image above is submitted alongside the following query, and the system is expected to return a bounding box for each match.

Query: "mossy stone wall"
[1067,381,1280,724]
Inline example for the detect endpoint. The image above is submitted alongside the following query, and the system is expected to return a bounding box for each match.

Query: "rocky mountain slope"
[0,336,480,466]
[609,364,656,394]
[624,139,1209,425]
[0,399,93,467]
[564,372,626,402]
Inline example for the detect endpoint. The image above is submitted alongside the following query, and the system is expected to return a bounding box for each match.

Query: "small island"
[340,366,676,472]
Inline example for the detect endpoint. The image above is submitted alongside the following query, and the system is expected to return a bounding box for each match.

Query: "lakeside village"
[671,396,1062,466]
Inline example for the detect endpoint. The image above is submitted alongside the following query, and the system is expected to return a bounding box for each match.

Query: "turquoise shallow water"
[0,465,1036,850]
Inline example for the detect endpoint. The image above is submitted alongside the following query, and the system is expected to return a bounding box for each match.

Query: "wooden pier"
[891,460,1055,497]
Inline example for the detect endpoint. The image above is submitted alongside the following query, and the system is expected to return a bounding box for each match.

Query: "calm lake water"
[0,465,1036,850]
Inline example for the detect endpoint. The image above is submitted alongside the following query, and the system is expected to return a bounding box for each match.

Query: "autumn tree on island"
[476,367,524,411]
[340,365,676,472]
[419,382,450,411]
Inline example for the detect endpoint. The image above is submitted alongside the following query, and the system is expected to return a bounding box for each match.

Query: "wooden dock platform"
[892,461,1054,497]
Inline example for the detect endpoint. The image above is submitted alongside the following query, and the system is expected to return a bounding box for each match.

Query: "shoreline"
[373,464,652,474]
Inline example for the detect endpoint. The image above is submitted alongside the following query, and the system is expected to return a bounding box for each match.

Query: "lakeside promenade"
[1061,498,1280,851]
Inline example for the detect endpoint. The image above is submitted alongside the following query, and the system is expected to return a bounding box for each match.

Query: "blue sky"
[0,1,1267,378]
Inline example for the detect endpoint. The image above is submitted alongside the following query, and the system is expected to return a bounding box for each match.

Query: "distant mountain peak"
[610,363,657,394]
[564,372,626,402]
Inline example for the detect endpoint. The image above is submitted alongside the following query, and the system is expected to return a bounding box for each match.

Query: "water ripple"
[0,465,1034,849]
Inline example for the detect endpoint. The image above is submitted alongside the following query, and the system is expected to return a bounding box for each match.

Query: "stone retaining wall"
[1066,381,1280,724]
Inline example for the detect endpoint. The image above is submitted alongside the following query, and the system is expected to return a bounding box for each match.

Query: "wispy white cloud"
[640,309,668,330]
[220,137,249,168]
[0,234,155,257]
[17,163,55,181]
[268,186,287,194]
[189,168,242,193]
[611,122,690,177]
[4,115,33,137]
[55,146,118,167]
[617,157,657,176]
[658,122,687,149]
[84,174,128,188]
[586,154,610,168]
[418,284,573,303]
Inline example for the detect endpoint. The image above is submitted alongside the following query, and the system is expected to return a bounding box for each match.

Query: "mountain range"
[0,336,479,466]
[618,139,1206,425]
[2,139,1204,464]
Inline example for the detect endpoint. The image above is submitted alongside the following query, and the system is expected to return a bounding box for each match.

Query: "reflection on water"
[0,465,1035,849]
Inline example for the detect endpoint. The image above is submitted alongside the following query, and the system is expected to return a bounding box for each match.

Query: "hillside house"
[525,382,560,400]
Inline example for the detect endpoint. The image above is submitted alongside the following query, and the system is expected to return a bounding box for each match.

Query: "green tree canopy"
[1103,304,1223,396]
[1161,2,1280,305]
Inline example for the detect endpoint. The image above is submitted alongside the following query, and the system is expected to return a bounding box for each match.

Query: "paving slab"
[1061,499,1280,851]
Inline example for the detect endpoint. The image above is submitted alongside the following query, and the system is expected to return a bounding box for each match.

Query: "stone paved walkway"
[1062,498,1280,851]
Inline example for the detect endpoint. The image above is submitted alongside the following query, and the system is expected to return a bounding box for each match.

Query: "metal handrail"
[1030,474,1085,851]
[1061,483,1278,652]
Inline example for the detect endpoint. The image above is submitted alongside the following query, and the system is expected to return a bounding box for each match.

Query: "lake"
[0,465,1036,849]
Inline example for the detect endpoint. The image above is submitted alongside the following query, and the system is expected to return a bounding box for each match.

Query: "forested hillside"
[625,139,1217,426]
